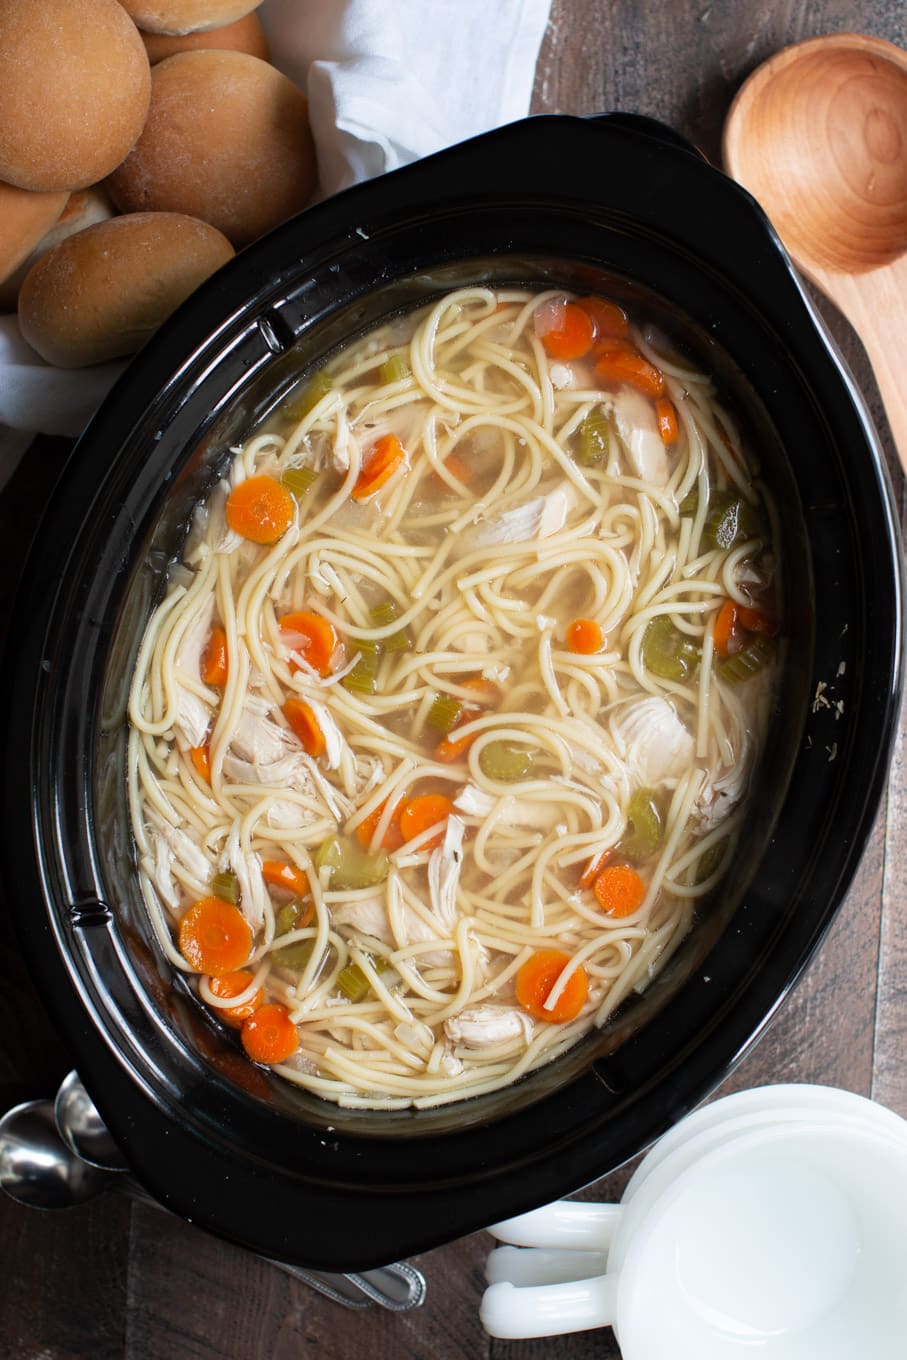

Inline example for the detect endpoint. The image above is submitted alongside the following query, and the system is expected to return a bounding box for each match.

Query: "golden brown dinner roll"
[118,1,263,34]
[0,187,116,311]
[0,0,152,193]
[0,182,69,298]
[106,51,317,248]
[140,10,269,63]
[18,212,235,367]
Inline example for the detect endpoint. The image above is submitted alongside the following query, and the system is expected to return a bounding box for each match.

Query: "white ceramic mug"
[481,1094,907,1358]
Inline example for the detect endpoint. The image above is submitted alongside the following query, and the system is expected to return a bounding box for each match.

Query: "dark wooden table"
[2,3,906,1356]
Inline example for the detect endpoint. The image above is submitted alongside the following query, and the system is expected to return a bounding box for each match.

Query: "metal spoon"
[1,1090,425,1313]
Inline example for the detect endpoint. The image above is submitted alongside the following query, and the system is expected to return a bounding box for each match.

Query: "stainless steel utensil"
[0,1084,426,1313]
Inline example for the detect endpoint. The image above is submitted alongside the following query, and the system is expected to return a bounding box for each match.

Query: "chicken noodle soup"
[127,286,781,1109]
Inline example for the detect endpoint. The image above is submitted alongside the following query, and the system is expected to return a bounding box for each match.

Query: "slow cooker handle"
[588,111,706,162]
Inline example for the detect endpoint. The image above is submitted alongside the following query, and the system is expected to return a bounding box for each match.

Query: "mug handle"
[481,1274,620,1339]
[487,1199,622,1251]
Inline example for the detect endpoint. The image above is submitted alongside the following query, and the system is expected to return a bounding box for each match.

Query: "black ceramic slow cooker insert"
[2,114,902,1270]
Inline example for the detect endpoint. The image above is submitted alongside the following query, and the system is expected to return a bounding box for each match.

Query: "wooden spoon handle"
[809,258,907,476]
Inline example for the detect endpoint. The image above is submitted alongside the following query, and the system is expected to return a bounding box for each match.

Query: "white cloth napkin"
[0,0,551,464]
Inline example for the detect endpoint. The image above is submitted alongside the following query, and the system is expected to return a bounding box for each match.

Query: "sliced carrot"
[432,450,473,489]
[354,799,405,852]
[579,847,612,891]
[593,864,646,918]
[202,625,228,686]
[279,610,338,677]
[655,396,679,445]
[240,1002,299,1064]
[399,793,454,848]
[208,969,263,1028]
[435,729,477,762]
[593,345,665,398]
[538,300,595,360]
[282,698,326,758]
[459,676,501,703]
[576,296,629,340]
[713,599,743,657]
[352,433,407,501]
[189,744,211,783]
[516,949,589,1023]
[737,604,779,637]
[261,860,311,898]
[225,474,294,544]
[178,896,252,976]
[567,617,604,655]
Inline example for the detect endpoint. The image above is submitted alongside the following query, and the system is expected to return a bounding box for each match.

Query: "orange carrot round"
[178,897,252,976]
[516,949,589,1023]
[713,599,743,657]
[282,697,326,758]
[577,296,629,340]
[578,847,612,891]
[202,625,228,685]
[240,1002,299,1064]
[352,433,407,501]
[279,610,338,676]
[399,792,454,848]
[261,860,311,898]
[655,396,679,445]
[354,799,405,851]
[737,604,778,637]
[225,474,295,544]
[593,344,665,398]
[593,864,646,917]
[567,617,604,654]
[538,300,595,360]
[189,744,211,783]
[208,970,263,1028]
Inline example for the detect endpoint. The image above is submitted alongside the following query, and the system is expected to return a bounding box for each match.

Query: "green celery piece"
[641,616,700,681]
[620,788,664,860]
[702,490,764,550]
[273,936,318,970]
[426,693,464,735]
[577,410,610,467]
[315,833,388,889]
[281,466,319,499]
[342,649,380,695]
[211,870,239,903]
[370,600,413,653]
[380,354,411,384]
[718,635,775,684]
[284,369,334,423]
[479,741,533,781]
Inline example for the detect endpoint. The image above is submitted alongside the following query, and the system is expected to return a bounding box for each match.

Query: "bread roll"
[0,182,69,294]
[119,1,263,34]
[0,187,115,311]
[106,51,317,248]
[18,212,234,367]
[140,10,268,63]
[0,0,151,193]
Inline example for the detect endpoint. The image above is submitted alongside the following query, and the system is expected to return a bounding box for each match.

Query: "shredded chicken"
[445,1005,534,1048]
[609,696,694,786]
[611,386,670,486]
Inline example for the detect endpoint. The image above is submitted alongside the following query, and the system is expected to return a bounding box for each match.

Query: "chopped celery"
[426,692,464,734]
[718,635,775,684]
[379,354,411,384]
[283,369,334,422]
[337,954,390,1002]
[341,648,380,695]
[641,616,700,681]
[315,833,388,889]
[273,935,318,970]
[211,870,239,903]
[695,839,726,885]
[370,599,413,653]
[621,788,664,860]
[577,410,610,467]
[479,741,533,781]
[702,490,763,550]
[678,490,698,517]
[280,466,318,499]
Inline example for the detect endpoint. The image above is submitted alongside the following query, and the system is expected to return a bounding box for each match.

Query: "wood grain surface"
[2,3,906,1358]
